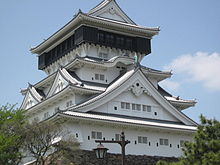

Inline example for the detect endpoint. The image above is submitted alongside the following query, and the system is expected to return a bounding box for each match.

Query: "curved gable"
[21,86,43,110]
[88,0,136,25]
[70,68,197,126]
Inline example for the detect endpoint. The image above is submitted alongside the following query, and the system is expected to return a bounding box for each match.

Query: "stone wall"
[59,150,179,165]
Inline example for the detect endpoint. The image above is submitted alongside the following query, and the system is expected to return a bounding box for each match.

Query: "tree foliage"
[0,104,25,165]
[0,104,80,165]
[157,115,220,165]
[22,121,80,165]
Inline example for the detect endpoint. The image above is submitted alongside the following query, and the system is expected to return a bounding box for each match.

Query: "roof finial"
[28,82,33,88]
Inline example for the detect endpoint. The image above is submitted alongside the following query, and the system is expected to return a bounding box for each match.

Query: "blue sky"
[0,0,219,122]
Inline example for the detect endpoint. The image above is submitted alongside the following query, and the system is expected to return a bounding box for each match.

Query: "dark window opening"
[98,32,105,43]
[116,37,124,47]
[125,38,133,49]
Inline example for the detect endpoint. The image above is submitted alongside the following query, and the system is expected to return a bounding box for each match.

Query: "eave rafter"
[31,13,159,55]
[49,111,197,133]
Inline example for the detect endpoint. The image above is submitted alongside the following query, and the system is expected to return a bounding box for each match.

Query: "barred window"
[132,104,141,111]
[115,134,121,141]
[138,136,148,144]
[159,138,169,146]
[91,131,102,139]
[143,105,152,112]
[95,74,105,81]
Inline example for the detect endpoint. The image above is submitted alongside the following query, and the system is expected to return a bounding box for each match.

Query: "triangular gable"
[47,68,80,98]
[71,69,197,126]
[88,0,136,25]
[92,89,180,123]
[21,86,42,110]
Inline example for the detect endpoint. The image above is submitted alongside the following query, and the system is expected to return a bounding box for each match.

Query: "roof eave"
[54,111,197,132]
[30,13,83,54]
[31,13,159,55]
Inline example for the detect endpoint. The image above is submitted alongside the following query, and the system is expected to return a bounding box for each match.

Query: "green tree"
[22,121,80,165]
[0,104,25,165]
[157,115,220,165]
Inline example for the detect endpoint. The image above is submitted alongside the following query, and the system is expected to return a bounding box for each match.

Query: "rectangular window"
[125,38,133,49]
[121,102,125,109]
[95,74,105,81]
[143,105,151,112]
[98,32,105,43]
[115,134,121,141]
[132,104,141,111]
[121,102,130,110]
[91,131,102,139]
[136,104,141,111]
[116,37,124,47]
[147,106,151,112]
[159,138,169,146]
[138,136,148,144]
[125,103,130,110]
[106,34,111,44]
[132,104,136,110]
[95,74,99,80]
[100,74,105,81]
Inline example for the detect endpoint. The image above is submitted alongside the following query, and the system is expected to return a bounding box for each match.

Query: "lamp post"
[93,132,130,165]
[93,143,108,159]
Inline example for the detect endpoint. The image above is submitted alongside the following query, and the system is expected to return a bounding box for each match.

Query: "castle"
[21,0,197,161]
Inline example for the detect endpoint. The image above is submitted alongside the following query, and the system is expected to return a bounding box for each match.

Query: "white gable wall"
[47,73,69,98]
[89,0,135,25]
[22,92,39,110]
[92,90,179,122]
[98,10,126,22]
[28,94,75,122]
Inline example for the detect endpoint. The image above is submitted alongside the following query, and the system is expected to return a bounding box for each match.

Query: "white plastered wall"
[75,66,120,84]
[92,90,179,122]
[65,121,193,157]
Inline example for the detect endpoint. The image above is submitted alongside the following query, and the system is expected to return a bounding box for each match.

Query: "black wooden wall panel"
[38,25,152,70]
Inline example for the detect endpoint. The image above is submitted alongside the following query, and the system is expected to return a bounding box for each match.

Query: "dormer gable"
[21,85,43,110]
[88,0,135,25]
[47,68,80,98]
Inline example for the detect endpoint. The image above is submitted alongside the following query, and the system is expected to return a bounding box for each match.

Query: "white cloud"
[164,52,220,91]
[159,80,180,92]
